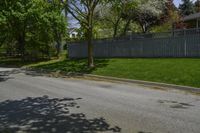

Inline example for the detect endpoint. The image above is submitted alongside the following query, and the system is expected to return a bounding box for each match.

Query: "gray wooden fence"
[68,34,200,58]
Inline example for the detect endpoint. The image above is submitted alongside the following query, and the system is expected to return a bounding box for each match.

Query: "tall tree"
[66,0,105,67]
[0,0,66,60]
[48,0,67,57]
[98,0,124,38]
[179,0,195,16]
[97,0,138,37]
[121,1,138,35]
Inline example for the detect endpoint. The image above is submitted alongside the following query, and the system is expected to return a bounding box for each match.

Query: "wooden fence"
[68,34,200,58]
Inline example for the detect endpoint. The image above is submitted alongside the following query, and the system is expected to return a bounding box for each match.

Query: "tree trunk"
[113,24,118,38]
[142,25,146,33]
[18,32,25,60]
[113,17,121,38]
[56,40,61,58]
[87,11,94,68]
[122,19,131,36]
[139,23,147,33]
[55,32,62,58]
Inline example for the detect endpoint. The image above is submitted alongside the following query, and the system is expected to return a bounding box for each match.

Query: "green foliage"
[0,0,67,60]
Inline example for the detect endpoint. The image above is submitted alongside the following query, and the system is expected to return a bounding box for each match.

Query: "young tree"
[151,0,180,32]
[179,0,195,16]
[161,0,176,21]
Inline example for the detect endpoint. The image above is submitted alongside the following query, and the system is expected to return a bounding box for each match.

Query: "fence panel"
[68,34,200,58]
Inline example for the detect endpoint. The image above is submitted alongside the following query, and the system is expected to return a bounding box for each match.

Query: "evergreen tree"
[194,0,200,12]
[179,0,195,16]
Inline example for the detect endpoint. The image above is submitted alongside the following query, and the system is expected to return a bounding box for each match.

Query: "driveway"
[0,68,200,133]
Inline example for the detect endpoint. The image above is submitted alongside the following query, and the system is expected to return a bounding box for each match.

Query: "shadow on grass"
[0,95,121,133]
[33,59,109,74]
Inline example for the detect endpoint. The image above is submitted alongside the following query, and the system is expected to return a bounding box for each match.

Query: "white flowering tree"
[97,0,166,36]
[134,0,167,33]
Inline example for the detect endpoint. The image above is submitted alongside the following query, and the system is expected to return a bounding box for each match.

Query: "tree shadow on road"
[0,70,18,82]
[0,77,11,82]
[0,95,121,133]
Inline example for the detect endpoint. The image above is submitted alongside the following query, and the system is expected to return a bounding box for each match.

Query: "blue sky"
[174,0,197,7]
[69,0,196,28]
[174,0,182,7]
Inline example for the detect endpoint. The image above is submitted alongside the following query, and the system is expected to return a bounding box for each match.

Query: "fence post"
[172,22,175,37]
[184,29,187,57]
[129,31,132,40]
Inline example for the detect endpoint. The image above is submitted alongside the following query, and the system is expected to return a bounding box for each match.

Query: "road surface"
[0,67,200,133]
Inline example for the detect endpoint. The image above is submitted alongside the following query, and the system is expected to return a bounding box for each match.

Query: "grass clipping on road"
[26,57,200,88]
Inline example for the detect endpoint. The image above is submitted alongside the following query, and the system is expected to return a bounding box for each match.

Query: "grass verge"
[1,54,200,88]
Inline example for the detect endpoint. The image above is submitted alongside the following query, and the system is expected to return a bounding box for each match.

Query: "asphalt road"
[0,68,200,133]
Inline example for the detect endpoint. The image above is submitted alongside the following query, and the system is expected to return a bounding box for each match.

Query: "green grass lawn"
[28,58,200,88]
[92,58,200,88]
[1,54,200,88]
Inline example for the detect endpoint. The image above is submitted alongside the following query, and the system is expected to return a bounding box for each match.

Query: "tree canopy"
[0,0,66,60]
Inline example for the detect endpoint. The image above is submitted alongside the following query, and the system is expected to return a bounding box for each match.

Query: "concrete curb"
[22,67,200,94]
[82,74,200,94]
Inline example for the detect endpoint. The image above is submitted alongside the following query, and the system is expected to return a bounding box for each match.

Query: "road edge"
[22,67,200,94]
[82,74,200,94]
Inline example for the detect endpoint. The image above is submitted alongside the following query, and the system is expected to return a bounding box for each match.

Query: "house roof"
[183,12,200,21]
[68,28,78,34]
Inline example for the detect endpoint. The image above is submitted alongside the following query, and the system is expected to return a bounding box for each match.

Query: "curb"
[22,68,200,94]
[82,74,200,94]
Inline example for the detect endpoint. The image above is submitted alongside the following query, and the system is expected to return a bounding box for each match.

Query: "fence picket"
[68,31,200,58]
